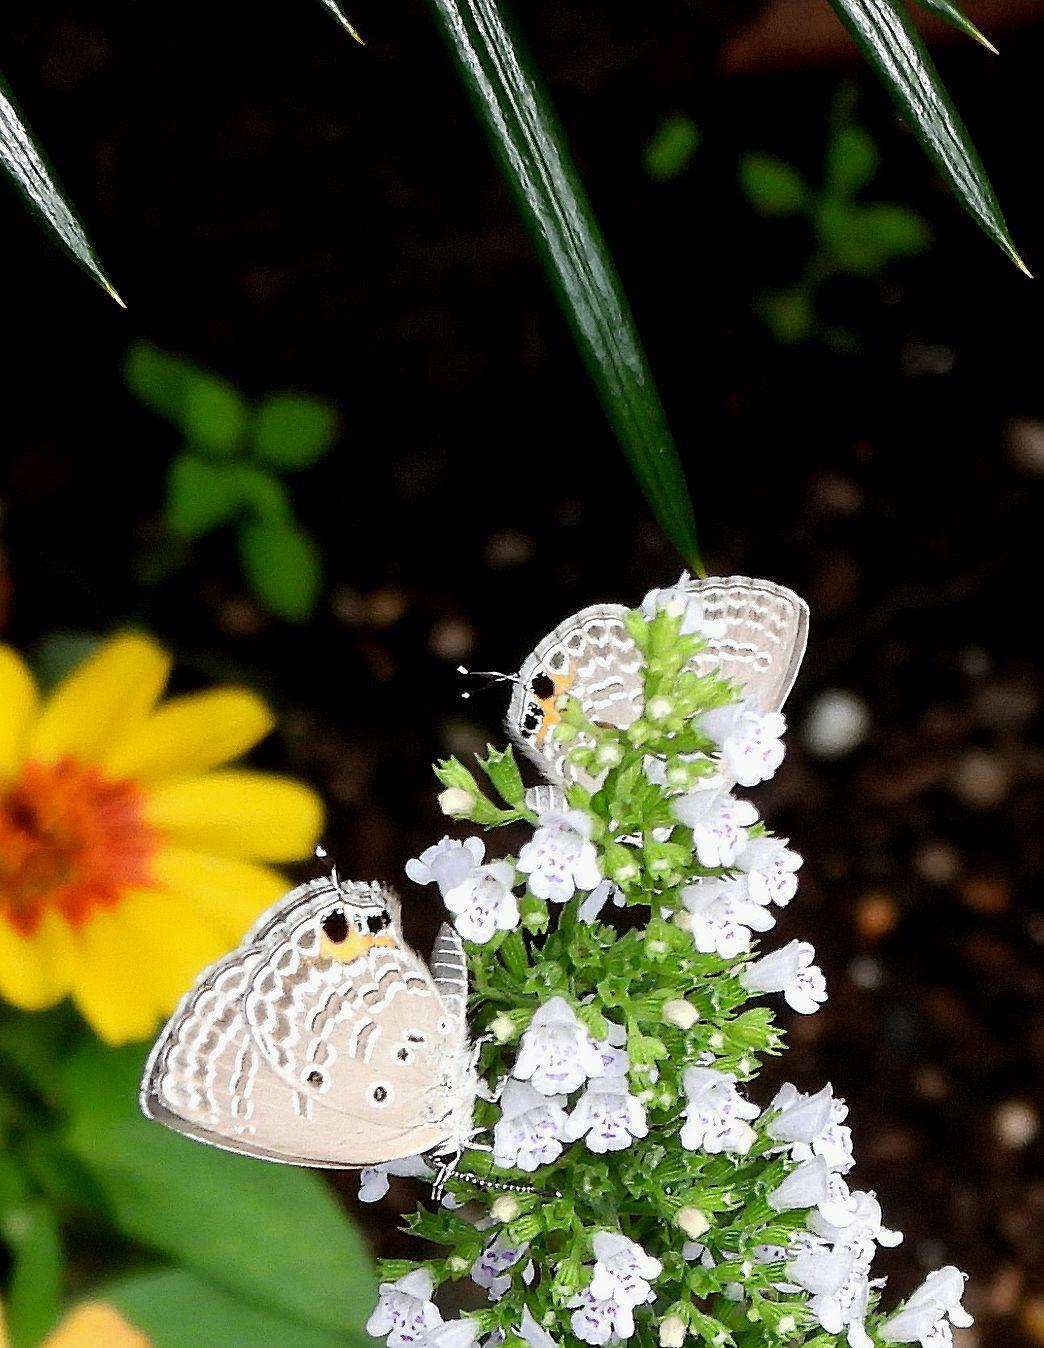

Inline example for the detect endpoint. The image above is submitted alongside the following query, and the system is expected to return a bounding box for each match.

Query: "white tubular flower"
[812,1190,903,1251]
[702,698,787,787]
[443,860,520,944]
[517,809,602,903]
[406,837,484,896]
[568,1288,635,1346]
[589,1232,664,1306]
[492,1079,568,1172]
[641,573,728,639]
[417,1322,482,1348]
[880,1267,974,1345]
[591,1020,629,1078]
[769,1158,857,1227]
[358,1155,432,1203]
[565,1076,649,1153]
[734,835,803,907]
[514,997,605,1095]
[789,1250,878,1348]
[673,786,759,869]
[793,1094,855,1175]
[659,1315,686,1347]
[471,1234,529,1302]
[681,879,776,959]
[741,940,828,1014]
[519,1307,560,1348]
[679,1067,759,1155]
[579,879,624,924]
[765,1083,835,1147]
[367,1270,442,1347]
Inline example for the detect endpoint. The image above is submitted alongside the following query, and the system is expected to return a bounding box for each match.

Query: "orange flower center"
[0,757,157,936]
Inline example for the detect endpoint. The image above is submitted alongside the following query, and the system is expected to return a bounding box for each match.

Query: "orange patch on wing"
[533,670,576,745]
[320,930,396,962]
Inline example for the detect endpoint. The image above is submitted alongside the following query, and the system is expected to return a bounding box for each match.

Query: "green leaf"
[238,519,322,621]
[643,116,701,182]
[125,343,248,455]
[422,0,702,571]
[825,124,880,197]
[755,289,816,345]
[0,71,121,303]
[815,198,931,271]
[165,456,291,538]
[251,394,340,470]
[738,155,809,215]
[910,0,997,51]
[1,1202,63,1348]
[477,743,526,807]
[60,1043,375,1340]
[826,0,1026,271]
[106,1268,368,1348]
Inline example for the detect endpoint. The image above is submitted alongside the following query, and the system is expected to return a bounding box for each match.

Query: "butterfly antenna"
[456,665,523,701]
[315,844,341,890]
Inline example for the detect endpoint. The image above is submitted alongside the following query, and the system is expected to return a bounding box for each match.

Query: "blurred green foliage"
[740,103,931,347]
[643,116,701,182]
[0,1009,374,1346]
[124,343,337,622]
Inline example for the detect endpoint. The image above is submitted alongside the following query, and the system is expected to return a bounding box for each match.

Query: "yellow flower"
[1,1299,151,1347]
[0,633,323,1044]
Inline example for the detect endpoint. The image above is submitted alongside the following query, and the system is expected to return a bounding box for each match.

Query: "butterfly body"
[141,879,478,1169]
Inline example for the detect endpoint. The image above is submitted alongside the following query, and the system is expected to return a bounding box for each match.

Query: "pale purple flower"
[702,698,787,787]
[734,835,803,907]
[880,1267,974,1345]
[565,1076,649,1153]
[406,837,484,896]
[514,997,604,1095]
[768,1157,857,1227]
[641,573,728,639]
[471,1234,529,1301]
[444,860,519,944]
[681,878,776,958]
[680,1066,759,1154]
[416,1324,481,1348]
[673,786,759,869]
[589,1233,663,1306]
[789,1248,879,1348]
[492,1079,568,1171]
[367,1270,442,1347]
[359,1155,432,1203]
[517,809,602,903]
[568,1288,635,1346]
[741,939,828,1014]
[766,1083,835,1147]
[812,1190,903,1251]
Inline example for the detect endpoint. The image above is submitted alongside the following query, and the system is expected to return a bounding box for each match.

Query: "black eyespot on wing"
[307,1070,323,1087]
[367,911,389,934]
[373,1086,388,1102]
[322,909,349,943]
[531,672,555,700]
[522,711,541,733]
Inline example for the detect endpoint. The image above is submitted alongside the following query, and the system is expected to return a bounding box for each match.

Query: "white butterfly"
[141,878,479,1170]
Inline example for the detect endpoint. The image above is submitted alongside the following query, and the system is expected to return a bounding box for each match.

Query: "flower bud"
[446,1255,470,1275]
[490,1194,521,1223]
[663,999,699,1030]
[659,1315,686,1347]
[489,1014,515,1044]
[648,696,674,723]
[673,910,693,933]
[437,787,474,817]
[595,740,624,767]
[675,1206,710,1238]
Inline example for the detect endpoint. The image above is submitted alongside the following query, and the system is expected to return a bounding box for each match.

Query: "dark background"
[1,1,1042,1343]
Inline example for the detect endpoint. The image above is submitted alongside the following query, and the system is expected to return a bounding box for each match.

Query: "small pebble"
[802,689,871,759]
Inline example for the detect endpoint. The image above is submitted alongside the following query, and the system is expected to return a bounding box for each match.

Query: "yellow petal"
[43,1304,151,1348]
[30,634,171,765]
[102,688,276,783]
[0,910,73,1011]
[146,771,324,862]
[151,846,288,943]
[115,887,229,1010]
[0,645,39,781]
[68,906,166,1045]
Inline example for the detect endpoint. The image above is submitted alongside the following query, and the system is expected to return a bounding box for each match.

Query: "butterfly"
[507,575,809,789]
[141,877,479,1171]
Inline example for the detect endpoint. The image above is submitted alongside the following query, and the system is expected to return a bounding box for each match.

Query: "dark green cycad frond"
[0,71,122,303]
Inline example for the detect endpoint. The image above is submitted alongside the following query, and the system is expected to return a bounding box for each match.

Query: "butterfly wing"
[141,881,474,1168]
[508,578,808,788]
